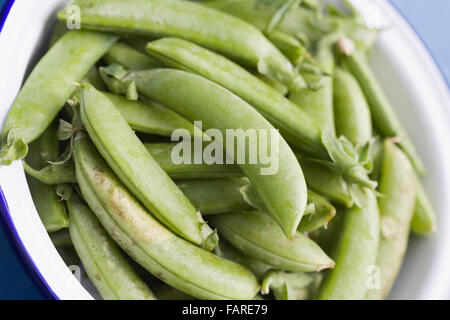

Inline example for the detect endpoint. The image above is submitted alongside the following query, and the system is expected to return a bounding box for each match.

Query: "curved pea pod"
[58,0,298,88]
[177,178,251,215]
[0,31,118,165]
[68,193,156,300]
[79,84,216,249]
[25,123,69,232]
[145,37,324,158]
[366,141,417,300]
[316,188,380,300]
[411,181,437,235]
[144,38,374,188]
[338,42,425,175]
[74,138,260,300]
[209,211,335,272]
[333,67,372,146]
[370,140,436,235]
[132,68,307,239]
[104,42,163,70]
[261,270,313,300]
[145,142,242,179]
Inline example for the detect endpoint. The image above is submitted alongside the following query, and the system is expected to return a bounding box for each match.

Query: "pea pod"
[366,141,417,300]
[58,0,299,88]
[79,84,216,249]
[339,43,425,175]
[144,38,374,188]
[333,67,372,146]
[25,123,69,232]
[132,68,307,239]
[0,30,118,165]
[74,138,260,300]
[316,187,380,300]
[209,210,335,272]
[104,42,163,70]
[370,140,436,235]
[145,37,322,157]
[68,193,156,300]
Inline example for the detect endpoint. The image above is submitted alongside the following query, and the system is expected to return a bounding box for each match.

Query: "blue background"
[0,0,449,300]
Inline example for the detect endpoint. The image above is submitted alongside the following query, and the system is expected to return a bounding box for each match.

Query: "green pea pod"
[339,45,425,175]
[104,42,163,70]
[58,0,298,88]
[366,141,417,300]
[333,67,372,145]
[411,181,437,235]
[215,240,272,281]
[145,37,324,157]
[177,178,251,215]
[144,38,374,188]
[132,68,307,240]
[68,193,156,300]
[370,140,436,235]
[79,84,216,249]
[145,143,242,179]
[261,270,313,300]
[209,210,335,272]
[25,123,69,232]
[74,138,260,300]
[0,31,118,165]
[316,187,379,300]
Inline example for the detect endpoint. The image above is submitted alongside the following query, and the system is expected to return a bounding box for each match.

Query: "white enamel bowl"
[0,0,449,300]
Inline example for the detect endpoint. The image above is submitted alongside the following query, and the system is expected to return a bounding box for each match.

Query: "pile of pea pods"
[0,0,436,300]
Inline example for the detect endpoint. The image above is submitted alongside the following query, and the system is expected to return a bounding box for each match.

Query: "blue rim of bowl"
[0,0,448,301]
[0,0,59,300]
